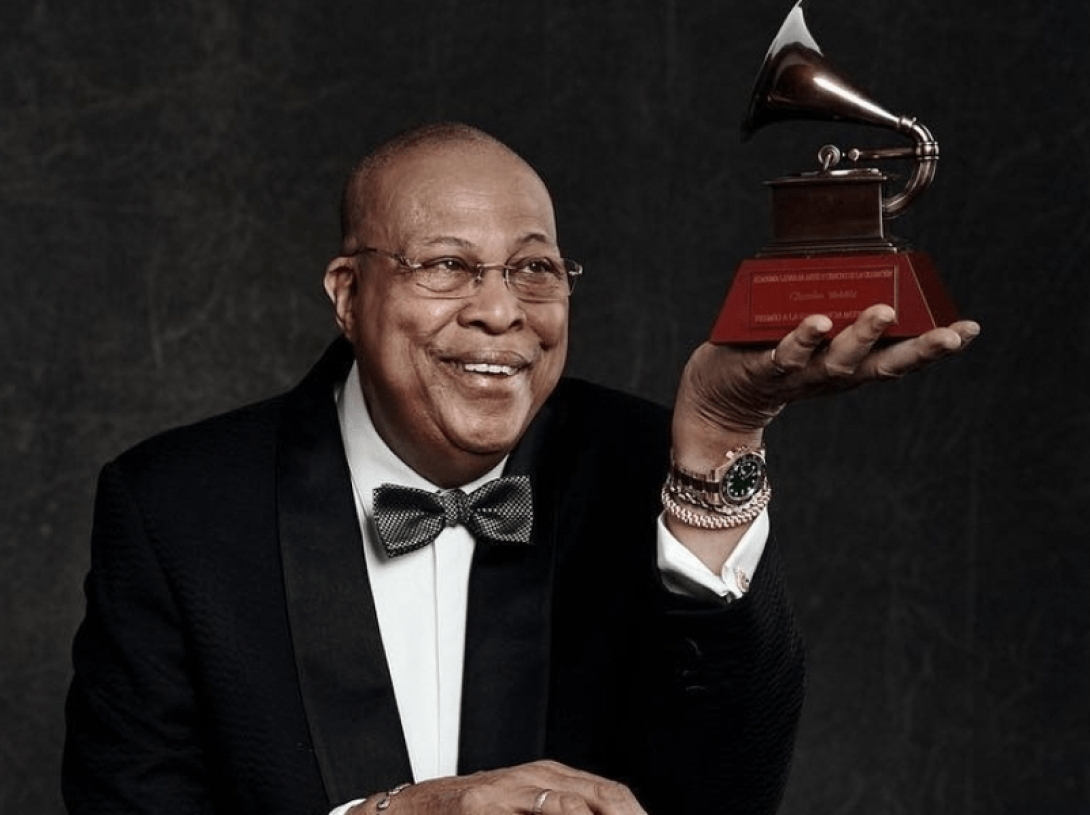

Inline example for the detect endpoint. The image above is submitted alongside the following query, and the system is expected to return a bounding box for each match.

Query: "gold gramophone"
[710,0,959,343]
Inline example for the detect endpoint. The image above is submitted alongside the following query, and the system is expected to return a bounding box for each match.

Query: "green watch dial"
[720,453,766,504]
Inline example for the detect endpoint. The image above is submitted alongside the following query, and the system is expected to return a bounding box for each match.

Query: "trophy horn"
[742,0,938,218]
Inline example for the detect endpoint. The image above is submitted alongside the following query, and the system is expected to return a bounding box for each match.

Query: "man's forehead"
[361,142,557,241]
[378,140,545,194]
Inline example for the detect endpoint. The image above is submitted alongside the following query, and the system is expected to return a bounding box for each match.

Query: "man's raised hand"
[674,304,980,439]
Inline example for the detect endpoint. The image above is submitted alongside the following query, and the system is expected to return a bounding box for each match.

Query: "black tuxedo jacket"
[64,339,804,815]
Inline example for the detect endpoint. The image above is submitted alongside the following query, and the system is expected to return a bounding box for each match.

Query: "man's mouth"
[438,349,532,379]
[461,362,519,376]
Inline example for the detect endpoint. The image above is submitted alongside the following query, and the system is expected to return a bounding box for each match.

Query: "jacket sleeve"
[539,379,805,815]
[63,461,215,815]
[632,533,805,815]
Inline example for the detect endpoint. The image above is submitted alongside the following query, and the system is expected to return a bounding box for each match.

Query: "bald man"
[64,123,978,815]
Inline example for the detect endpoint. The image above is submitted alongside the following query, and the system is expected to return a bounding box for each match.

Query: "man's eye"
[423,257,473,274]
[518,258,561,276]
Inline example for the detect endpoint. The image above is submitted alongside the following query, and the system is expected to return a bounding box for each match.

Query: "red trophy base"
[709,250,959,345]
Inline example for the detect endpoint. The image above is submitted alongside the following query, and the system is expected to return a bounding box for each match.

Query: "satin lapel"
[457,396,563,773]
[277,340,413,803]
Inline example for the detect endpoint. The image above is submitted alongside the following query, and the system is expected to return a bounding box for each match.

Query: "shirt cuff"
[656,508,770,600]
[329,799,366,815]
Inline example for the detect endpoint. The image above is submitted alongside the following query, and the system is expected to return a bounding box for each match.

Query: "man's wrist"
[659,433,772,571]
[670,408,764,470]
[663,444,770,525]
[336,781,413,815]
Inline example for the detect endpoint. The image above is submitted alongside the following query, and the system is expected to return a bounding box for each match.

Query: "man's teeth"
[463,362,518,376]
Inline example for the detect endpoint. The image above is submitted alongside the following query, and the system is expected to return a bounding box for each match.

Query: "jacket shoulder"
[108,394,287,488]
[107,338,351,489]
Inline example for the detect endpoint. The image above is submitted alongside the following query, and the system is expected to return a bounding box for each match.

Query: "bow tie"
[372,476,534,558]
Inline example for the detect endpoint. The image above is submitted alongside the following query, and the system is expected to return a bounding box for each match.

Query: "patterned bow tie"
[372,475,534,558]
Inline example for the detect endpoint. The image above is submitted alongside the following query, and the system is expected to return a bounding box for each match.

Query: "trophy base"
[709,250,959,345]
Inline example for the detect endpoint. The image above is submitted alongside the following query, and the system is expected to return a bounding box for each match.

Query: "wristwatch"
[665,446,768,512]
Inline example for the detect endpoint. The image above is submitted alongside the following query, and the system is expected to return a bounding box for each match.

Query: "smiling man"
[323,133,569,488]
[64,123,978,815]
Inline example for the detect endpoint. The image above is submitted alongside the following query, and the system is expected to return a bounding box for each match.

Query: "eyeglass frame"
[350,246,583,301]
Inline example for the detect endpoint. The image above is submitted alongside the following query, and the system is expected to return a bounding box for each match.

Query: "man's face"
[326,143,569,486]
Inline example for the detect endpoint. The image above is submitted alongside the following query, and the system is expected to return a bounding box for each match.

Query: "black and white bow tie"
[372,475,534,558]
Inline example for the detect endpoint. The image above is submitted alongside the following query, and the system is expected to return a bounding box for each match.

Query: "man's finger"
[531,789,641,815]
[951,320,982,348]
[822,304,897,378]
[523,764,647,815]
[771,314,834,373]
[863,321,980,380]
[534,788,592,814]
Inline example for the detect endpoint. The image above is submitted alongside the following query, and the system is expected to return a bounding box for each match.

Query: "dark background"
[2,0,1086,813]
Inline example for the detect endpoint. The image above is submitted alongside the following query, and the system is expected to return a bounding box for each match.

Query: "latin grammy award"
[710,0,959,344]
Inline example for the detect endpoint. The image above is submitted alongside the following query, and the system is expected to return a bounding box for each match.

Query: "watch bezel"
[717,451,767,505]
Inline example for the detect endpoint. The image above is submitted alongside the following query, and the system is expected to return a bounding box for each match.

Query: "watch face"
[720,453,766,504]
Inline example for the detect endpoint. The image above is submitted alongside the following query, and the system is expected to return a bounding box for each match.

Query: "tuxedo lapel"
[277,340,413,804]
[457,397,563,773]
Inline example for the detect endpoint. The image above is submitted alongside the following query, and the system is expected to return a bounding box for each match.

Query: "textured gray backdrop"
[1,0,1086,813]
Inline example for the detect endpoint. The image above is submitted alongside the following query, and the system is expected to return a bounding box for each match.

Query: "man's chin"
[443,416,531,460]
[451,432,523,460]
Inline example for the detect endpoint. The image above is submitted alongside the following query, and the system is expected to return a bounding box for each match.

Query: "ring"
[769,346,787,374]
[532,788,553,814]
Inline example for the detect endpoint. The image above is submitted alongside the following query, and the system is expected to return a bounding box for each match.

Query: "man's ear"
[323,256,357,339]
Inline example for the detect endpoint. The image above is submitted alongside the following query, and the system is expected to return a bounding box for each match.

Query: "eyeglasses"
[354,246,582,302]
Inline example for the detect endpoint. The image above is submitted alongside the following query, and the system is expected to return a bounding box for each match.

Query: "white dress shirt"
[332,363,768,804]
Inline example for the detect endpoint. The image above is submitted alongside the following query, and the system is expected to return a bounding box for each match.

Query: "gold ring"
[532,788,553,814]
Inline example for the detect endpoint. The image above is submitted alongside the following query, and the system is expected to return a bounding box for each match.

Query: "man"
[64,123,978,815]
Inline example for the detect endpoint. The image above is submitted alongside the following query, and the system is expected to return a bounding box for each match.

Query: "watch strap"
[662,446,771,528]
[667,446,768,509]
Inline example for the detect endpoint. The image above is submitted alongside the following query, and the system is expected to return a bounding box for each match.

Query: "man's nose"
[458,267,525,332]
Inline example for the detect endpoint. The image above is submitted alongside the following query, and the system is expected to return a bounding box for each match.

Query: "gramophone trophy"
[710,0,959,344]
